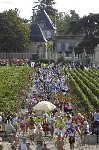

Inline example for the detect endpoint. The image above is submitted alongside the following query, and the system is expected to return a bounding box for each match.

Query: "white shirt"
[54,128,66,137]
[21,143,27,150]
[48,117,55,123]
[66,119,72,129]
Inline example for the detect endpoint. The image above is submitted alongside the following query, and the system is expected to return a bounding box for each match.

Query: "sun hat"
[84,121,88,125]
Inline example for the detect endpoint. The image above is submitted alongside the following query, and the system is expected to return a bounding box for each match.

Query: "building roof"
[30,23,47,42]
[36,8,56,30]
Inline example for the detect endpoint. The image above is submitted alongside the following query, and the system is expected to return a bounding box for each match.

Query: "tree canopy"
[69,13,99,54]
[33,0,56,16]
[41,0,56,15]
[0,9,30,53]
[55,10,80,35]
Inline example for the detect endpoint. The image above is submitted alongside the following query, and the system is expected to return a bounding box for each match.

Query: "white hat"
[84,121,88,125]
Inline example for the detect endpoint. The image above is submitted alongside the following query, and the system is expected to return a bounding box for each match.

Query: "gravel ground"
[1,134,99,150]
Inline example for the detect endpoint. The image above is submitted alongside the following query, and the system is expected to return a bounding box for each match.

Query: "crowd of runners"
[0,62,99,150]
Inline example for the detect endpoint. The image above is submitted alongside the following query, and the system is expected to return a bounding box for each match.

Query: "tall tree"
[34,0,56,16]
[70,13,99,54]
[55,10,80,35]
[0,9,30,53]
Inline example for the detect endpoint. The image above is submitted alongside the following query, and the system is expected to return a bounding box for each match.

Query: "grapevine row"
[0,66,32,112]
[77,69,99,89]
[68,72,93,112]
[74,69,99,98]
[84,69,99,83]
[69,70,99,108]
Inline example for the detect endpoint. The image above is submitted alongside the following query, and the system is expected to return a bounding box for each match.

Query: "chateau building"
[27,7,84,61]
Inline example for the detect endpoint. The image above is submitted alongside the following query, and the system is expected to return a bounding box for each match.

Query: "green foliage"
[40,59,49,64]
[74,69,99,98]
[0,66,32,112]
[0,9,30,52]
[47,41,53,52]
[36,0,56,16]
[68,72,93,112]
[57,56,65,63]
[55,10,80,35]
[67,69,99,111]
[69,13,99,54]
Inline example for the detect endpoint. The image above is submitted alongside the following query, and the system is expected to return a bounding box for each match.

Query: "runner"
[34,131,45,150]
[19,114,26,136]
[18,137,28,150]
[66,124,80,150]
[55,133,64,150]
[27,116,35,141]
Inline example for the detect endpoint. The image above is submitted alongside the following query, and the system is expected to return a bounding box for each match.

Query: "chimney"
[32,8,35,22]
[54,10,56,28]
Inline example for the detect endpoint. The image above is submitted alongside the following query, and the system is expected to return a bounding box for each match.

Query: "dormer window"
[47,31,51,39]
[40,23,45,29]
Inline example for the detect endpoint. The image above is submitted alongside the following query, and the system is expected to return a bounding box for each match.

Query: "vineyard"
[66,68,99,113]
[0,66,99,115]
[0,66,32,112]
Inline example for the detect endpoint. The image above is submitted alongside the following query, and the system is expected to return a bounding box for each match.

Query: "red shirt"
[42,148,50,150]
[72,118,77,124]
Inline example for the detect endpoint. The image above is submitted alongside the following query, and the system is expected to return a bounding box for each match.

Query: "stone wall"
[94,44,99,65]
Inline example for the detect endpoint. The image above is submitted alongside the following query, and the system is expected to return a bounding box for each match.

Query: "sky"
[0,0,99,19]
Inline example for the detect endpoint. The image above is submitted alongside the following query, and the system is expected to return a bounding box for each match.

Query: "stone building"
[27,23,47,59]
[27,8,84,61]
[54,35,83,57]
[35,8,56,40]
[27,8,56,59]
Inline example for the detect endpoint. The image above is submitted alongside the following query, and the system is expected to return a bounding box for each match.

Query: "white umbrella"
[33,101,56,111]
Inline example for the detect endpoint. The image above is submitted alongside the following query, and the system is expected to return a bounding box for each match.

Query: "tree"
[67,10,80,34]
[70,13,99,54]
[0,9,30,53]
[40,0,56,16]
[33,0,56,16]
[55,12,71,35]
[55,10,80,35]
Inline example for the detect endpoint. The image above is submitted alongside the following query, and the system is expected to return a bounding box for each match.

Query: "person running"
[18,137,28,150]
[27,142,32,150]
[55,133,64,150]
[19,114,26,136]
[66,124,80,150]
[48,113,55,138]
[27,116,35,141]
[34,131,45,150]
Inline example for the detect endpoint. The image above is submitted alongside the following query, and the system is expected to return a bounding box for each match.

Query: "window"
[65,43,69,51]
[75,43,79,47]
[46,31,51,39]
[40,23,45,29]
[57,43,61,53]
